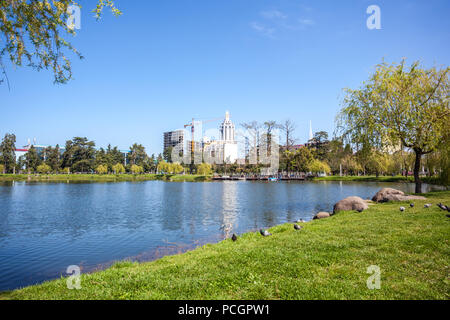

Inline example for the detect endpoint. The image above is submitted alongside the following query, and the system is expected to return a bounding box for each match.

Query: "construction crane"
[184,117,222,164]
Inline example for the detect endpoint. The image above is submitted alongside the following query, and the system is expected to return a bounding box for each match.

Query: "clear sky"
[1,0,449,155]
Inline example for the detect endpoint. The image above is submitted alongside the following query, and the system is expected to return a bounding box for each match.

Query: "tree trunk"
[413,150,422,194]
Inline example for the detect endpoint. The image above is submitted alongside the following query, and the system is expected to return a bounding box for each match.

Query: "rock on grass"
[372,188,426,203]
[333,196,369,214]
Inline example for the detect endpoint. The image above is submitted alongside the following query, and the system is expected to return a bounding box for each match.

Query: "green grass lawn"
[1,191,449,300]
[0,173,211,182]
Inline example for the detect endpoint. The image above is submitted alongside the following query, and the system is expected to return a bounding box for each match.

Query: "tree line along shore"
[0,173,445,186]
[0,173,211,183]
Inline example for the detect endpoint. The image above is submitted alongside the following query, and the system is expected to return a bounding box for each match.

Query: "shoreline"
[0,173,211,183]
[1,190,449,300]
[312,175,446,186]
[0,174,446,186]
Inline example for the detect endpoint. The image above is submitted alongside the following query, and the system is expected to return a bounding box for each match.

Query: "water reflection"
[220,181,238,238]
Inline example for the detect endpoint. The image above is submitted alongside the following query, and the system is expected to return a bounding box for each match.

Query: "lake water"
[0,180,442,291]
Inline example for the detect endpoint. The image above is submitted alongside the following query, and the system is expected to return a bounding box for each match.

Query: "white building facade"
[204,111,238,164]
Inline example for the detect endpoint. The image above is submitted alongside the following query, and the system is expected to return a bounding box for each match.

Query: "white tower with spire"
[220,111,235,142]
[309,120,313,142]
[220,111,238,163]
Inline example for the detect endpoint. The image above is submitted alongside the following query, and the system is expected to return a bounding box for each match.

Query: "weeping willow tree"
[337,60,449,193]
[437,131,450,185]
[0,0,121,85]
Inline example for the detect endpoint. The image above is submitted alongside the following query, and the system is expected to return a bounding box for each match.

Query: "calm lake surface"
[0,180,442,291]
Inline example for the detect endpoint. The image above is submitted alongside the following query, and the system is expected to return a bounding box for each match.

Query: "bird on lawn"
[410,203,415,208]
[231,233,238,242]
[294,224,302,230]
[437,203,448,211]
[296,219,305,223]
[424,204,432,208]
[399,206,405,212]
[259,229,272,237]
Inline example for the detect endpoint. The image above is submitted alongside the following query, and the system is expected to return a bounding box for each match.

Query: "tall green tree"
[325,138,347,175]
[25,145,40,173]
[279,149,291,172]
[292,147,314,173]
[338,60,449,193]
[44,145,61,172]
[15,155,26,173]
[61,137,96,172]
[163,146,173,163]
[0,133,16,173]
[129,143,147,166]
[308,131,330,161]
[438,132,450,185]
[365,151,392,177]
[145,154,156,173]
[106,145,125,170]
[341,154,363,176]
[157,153,164,165]
[94,148,108,167]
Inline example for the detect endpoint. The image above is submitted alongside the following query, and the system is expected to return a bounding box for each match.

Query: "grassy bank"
[313,175,444,185]
[1,191,449,300]
[0,174,211,183]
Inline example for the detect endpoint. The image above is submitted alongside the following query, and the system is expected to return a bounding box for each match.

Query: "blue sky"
[1,0,449,155]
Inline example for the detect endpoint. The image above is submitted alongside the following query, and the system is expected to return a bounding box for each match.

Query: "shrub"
[170,162,184,174]
[131,164,144,174]
[37,164,52,174]
[309,159,331,175]
[112,163,125,174]
[96,164,108,174]
[157,161,170,174]
[61,167,71,174]
[197,163,212,175]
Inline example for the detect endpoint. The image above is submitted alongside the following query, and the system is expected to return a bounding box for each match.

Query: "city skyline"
[1,0,449,155]
[11,111,315,157]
